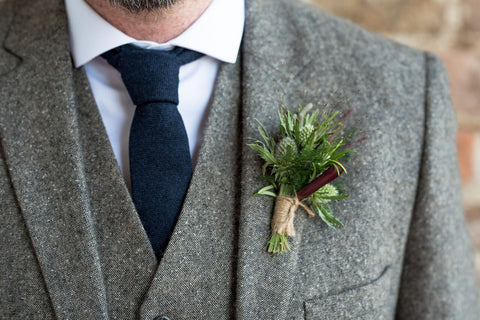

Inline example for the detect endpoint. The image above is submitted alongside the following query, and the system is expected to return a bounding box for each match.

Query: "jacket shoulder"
[266,0,426,73]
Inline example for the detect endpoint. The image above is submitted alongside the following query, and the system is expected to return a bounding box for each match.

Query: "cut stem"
[267,232,290,253]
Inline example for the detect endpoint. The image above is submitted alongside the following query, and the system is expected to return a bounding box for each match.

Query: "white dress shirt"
[65,0,244,188]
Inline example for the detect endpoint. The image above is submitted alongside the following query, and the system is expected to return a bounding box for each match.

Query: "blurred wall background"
[301,0,480,279]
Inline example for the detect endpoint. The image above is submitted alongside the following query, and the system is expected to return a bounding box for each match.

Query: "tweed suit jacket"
[1,0,479,319]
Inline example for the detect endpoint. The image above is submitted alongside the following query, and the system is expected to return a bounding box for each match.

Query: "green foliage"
[308,184,347,228]
[248,104,355,230]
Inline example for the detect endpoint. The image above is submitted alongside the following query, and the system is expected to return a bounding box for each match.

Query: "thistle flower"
[275,136,298,157]
[312,184,339,205]
[299,123,315,147]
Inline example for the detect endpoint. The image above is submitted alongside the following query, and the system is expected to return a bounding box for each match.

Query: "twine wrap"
[271,196,315,237]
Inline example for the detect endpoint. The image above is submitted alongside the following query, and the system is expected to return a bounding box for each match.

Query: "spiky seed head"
[275,136,298,157]
[312,184,339,204]
[318,183,339,197]
[299,123,315,147]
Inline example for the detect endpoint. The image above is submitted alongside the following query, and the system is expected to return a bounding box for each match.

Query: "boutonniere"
[248,103,358,253]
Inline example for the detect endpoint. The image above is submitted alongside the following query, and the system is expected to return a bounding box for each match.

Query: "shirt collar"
[65,0,244,68]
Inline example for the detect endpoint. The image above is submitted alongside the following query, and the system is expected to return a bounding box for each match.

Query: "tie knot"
[101,44,203,106]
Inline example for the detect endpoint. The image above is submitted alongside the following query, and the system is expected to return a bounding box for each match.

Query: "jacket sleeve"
[395,52,480,319]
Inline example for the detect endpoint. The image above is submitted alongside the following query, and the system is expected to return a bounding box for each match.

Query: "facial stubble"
[109,0,181,12]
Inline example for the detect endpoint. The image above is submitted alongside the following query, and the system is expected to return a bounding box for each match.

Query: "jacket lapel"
[235,0,322,318]
[0,0,111,318]
[1,0,159,317]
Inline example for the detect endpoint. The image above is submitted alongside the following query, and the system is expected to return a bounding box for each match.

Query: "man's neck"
[85,0,213,43]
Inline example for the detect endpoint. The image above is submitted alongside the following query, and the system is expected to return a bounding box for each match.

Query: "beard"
[109,0,180,11]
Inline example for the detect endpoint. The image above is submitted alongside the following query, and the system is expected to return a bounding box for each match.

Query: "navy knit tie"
[102,44,203,260]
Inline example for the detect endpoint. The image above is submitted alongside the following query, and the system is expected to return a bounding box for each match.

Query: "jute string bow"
[271,196,315,237]
[271,165,345,237]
